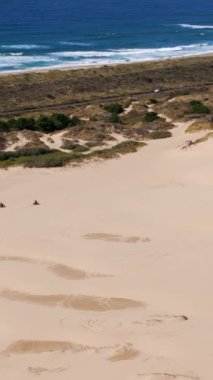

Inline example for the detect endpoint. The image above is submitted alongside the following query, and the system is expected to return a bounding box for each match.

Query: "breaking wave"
[179,24,213,30]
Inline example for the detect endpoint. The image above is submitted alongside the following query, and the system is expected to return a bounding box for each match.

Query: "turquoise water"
[0,0,212,72]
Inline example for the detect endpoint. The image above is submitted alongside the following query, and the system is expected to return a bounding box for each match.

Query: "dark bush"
[144,112,159,122]
[104,103,124,114]
[149,99,158,104]
[190,100,210,114]
[0,120,9,132]
[50,113,70,130]
[0,113,80,134]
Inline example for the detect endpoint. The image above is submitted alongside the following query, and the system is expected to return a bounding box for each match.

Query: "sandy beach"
[0,113,213,379]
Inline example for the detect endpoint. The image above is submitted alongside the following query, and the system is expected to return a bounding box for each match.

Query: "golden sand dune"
[83,233,151,243]
[4,340,88,354]
[0,289,142,311]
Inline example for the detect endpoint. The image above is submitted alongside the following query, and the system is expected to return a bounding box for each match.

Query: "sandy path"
[0,117,212,379]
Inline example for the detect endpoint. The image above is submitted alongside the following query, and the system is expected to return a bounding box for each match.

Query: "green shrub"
[144,112,159,122]
[6,117,35,131]
[104,103,124,114]
[150,130,172,139]
[190,100,210,114]
[0,113,80,134]
[69,116,80,127]
[108,113,120,123]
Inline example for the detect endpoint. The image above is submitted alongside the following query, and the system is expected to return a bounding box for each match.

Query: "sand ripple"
[4,340,87,354]
[0,255,108,280]
[0,289,142,311]
[83,233,150,243]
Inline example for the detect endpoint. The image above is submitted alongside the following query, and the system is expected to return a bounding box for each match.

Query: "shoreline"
[0,51,213,77]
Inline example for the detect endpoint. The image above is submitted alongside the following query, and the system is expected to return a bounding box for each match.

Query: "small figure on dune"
[0,202,6,208]
[33,200,40,206]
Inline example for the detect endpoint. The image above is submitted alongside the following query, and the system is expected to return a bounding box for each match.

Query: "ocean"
[0,0,212,72]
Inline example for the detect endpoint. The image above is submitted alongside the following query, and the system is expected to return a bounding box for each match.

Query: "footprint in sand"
[0,289,142,311]
[133,315,188,327]
[80,314,187,333]
[0,255,109,280]
[137,374,199,380]
[83,233,151,243]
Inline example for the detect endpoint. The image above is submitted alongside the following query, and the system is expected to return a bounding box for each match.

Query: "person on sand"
[0,202,6,208]
[33,200,40,206]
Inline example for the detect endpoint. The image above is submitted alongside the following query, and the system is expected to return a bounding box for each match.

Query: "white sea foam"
[51,43,212,60]
[59,41,92,47]
[0,54,56,69]
[179,24,213,30]
[9,53,24,56]
[1,44,49,50]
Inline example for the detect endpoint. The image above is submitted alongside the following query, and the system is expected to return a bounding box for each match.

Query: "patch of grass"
[22,152,75,168]
[150,130,172,139]
[89,140,146,160]
[61,139,89,153]
[193,132,213,145]
[112,140,146,154]
[190,100,210,114]
[186,121,213,133]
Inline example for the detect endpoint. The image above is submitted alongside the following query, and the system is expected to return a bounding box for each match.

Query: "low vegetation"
[0,140,145,169]
[61,139,89,153]
[0,114,80,133]
[150,130,172,139]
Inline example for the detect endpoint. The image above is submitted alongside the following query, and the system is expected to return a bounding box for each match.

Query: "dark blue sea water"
[0,0,212,72]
